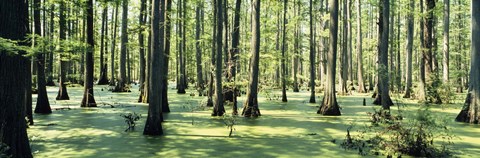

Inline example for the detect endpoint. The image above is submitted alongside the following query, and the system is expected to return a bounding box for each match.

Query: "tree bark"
[110,3,119,86]
[212,0,225,116]
[177,0,187,94]
[242,0,261,117]
[442,0,450,82]
[318,0,341,116]
[81,0,97,107]
[56,1,70,100]
[373,0,393,109]
[144,0,165,135]
[0,0,33,156]
[404,0,414,98]
[162,0,172,113]
[34,0,51,114]
[456,0,480,124]
[339,0,348,95]
[97,5,109,85]
[229,0,242,115]
[423,0,441,104]
[138,0,147,102]
[356,0,366,93]
[309,0,316,103]
[195,2,204,96]
[46,4,55,86]
[113,0,129,92]
[281,0,288,102]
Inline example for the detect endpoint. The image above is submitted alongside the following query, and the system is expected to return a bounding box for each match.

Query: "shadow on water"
[28,85,480,157]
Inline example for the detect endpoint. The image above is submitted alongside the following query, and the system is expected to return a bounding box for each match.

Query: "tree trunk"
[388,0,395,91]
[423,0,441,104]
[81,0,97,107]
[347,0,353,86]
[177,0,186,94]
[442,0,450,82]
[34,0,51,114]
[293,1,299,93]
[309,0,316,103]
[281,0,288,102]
[404,0,414,98]
[46,4,55,86]
[212,0,225,116]
[456,0,479,124]
[318,0,341,116]
[144,0,165,135]
[356,0,366,93]
[162,0,172,113]
[373,0,393,109]
[207,0,217,107]
[229,0,242,115]
[339,0,348,95]
[0,0,33,156]
[97,5,109,85]
[110,3,119,86]
[56,1,69,100]
[195,2,204,96]
[138,0,147,101]
[242,0,261,117]
[418,0,426,101]
[113,0,129,92]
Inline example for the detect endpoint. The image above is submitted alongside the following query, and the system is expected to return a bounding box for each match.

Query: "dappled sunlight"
[26,85,480,157]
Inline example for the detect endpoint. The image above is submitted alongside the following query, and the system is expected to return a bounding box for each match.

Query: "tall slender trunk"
[281,0,288,102]
[403,0,414,98]
[114,0,129,92]
[177,0,186,94]
[81,0,97,107]
[212,0,225,116]
[34,0,51,114]
[356,0,366,93]
[309,0,316,103]
[110,3,119,86]
[139,0,147,100]
[144,0,165,135]
[195,2,204,96]
[207,0,217,107]
[339,0,348,95]
[242,0,261,117]
[97,5,109,85]
[56,1,69,100]
[423,0,441,104]
[318,0,340,116]
[442,0,450,82]
[162,0,172,112]
[46,4,55,86]
[373,0,393,109]
[229,0,242,115]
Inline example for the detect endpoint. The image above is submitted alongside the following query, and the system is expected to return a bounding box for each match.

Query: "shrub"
[342,108,455,157]
[120,112,141,132]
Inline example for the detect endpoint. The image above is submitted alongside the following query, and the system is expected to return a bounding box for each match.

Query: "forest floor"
[29,84,480,158]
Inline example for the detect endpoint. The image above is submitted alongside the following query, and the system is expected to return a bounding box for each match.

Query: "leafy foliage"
[223,114,237,137]
[342,108,455,157]
[120,112,141,132]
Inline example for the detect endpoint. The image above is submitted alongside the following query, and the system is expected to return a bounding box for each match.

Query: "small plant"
[438,82,456,104]
[184,99,205,125]
[120,112,141,132]
[223,114,237,137]
[342,107,455,157]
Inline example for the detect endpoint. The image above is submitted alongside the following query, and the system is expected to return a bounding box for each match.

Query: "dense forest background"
[1,0,479,157]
